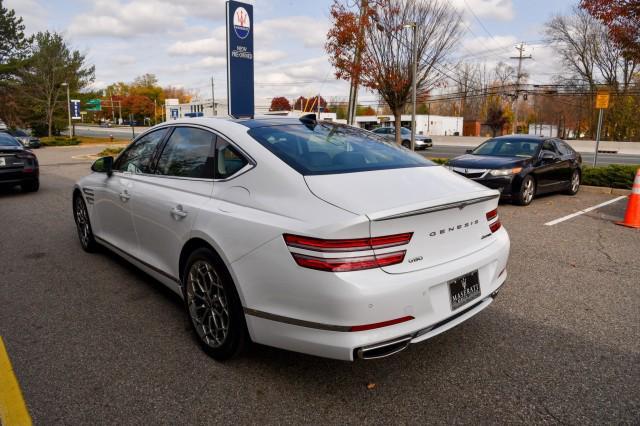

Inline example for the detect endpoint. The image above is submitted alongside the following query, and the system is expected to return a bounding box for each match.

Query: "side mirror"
[91,156,114,176]
[465,149,473,154]
[540,151,556,162]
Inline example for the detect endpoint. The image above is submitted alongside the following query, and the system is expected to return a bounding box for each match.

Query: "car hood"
[0,145,24,153]
[304,166,494,216]
[448,154,531,169]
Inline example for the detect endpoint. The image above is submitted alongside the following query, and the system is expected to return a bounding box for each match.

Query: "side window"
[555,140,572,156]
[215,138,249,179]
[114,128,167,173]
[541,140,558,155]
[155,127,215,178]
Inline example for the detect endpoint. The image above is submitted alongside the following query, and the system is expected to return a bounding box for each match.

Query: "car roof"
[491,134,549,142]
[161,116,320,133]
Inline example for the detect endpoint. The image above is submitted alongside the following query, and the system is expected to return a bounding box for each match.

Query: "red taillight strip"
[486,208,498,221]
[349,315,415,332]
[489,220,501,233]
[291,251,406,272]
[284,233,412,252]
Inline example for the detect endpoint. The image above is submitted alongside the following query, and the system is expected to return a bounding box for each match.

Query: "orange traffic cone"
[617,168,640,229]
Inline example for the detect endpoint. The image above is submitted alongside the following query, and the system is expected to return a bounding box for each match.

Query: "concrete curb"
[581,185,631,195]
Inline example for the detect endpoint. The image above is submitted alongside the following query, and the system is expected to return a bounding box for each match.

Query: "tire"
[401,140,410,149]
[73,194,98,252]
[182,247,248,360]
[564,169,580,195]
[22,179,39,192]
[515,175,536,206]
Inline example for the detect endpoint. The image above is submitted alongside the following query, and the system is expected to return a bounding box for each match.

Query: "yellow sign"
[595,92,610,109]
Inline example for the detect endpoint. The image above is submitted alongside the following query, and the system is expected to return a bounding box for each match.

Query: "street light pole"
[62,83,72,139]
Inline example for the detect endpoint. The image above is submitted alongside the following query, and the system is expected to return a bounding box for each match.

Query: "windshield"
[400,127,411,135]
[13,130,28,137]
[249,122,433,175]
[0,133,20,147]
[472,138,540,158]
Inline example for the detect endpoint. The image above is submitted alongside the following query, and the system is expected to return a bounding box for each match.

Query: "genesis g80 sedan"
[73,116,510,361]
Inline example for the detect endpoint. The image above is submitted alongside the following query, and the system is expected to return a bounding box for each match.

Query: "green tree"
[19,31,95,137]
[0,0,32,126]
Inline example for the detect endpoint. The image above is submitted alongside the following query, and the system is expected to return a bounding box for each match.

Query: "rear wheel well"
[179,238,223,282]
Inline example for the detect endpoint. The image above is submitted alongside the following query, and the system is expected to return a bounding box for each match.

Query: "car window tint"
[249,123,433,175]
[115,128,167,173]
[155,127,215,178]
[555,140,572,156]
[0,133,20,146]
[541,140,558,154]
[215,138,249,179]
[472,139,540,157]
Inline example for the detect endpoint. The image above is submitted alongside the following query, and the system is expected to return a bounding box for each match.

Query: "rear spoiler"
[369,192,499,222]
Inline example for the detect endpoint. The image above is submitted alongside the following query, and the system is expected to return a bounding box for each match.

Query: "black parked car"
[4,129,41,149]
[446,135,581,206]
[0,132,39,192]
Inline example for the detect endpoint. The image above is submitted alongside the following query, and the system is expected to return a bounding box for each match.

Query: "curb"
[581,185,631,195]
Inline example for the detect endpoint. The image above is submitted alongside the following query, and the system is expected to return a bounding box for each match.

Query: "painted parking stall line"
[544,196,627,226]
[0,337,32,426]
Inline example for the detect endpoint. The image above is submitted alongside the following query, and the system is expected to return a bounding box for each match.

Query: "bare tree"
[327,0,462,144]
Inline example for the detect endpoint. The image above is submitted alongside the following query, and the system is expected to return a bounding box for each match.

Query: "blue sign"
[170,108,179,119]
[226,0,254,118]
[70,100,81,120]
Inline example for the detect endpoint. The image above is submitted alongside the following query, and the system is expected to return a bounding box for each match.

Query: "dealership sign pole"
[593,90,609,167]
[226,0,254,118]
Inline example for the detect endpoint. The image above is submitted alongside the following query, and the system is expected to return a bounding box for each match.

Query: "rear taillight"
[283,232,412,272]
[486,208,501,233]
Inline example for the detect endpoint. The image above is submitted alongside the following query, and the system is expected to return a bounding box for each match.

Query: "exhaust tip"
[356,335,412,360]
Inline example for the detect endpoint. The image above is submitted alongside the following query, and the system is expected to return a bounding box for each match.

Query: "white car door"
[129,126,215,286]
[92,128,169,253]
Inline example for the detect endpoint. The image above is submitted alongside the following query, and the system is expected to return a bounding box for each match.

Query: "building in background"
[164,98,228,121]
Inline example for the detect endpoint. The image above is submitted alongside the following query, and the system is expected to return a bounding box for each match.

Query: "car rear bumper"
[235,227,510,361]
[0,168,39,185]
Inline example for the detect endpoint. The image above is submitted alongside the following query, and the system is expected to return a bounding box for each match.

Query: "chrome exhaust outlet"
[356,335,413,360]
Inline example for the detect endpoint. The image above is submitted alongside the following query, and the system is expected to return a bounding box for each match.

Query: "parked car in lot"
[446,135,582,206]
[73,116,509,361]
[372,126,433,150]
[2,129,41,149]
[0,132,39,192]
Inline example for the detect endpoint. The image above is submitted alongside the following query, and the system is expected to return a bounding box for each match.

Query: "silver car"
[372,126,432,150]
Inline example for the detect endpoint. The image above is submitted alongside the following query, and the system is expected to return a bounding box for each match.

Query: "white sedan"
[73,116,509,361]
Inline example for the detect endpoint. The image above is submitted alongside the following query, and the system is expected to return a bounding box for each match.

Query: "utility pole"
[154,99,157,125]
[347,0,368,126]
[211,76,216,116]
[109,90,116,123]
[510,42,532,134]
[407,22,417,151]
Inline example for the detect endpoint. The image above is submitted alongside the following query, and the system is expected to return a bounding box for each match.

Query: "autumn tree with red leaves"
[580,0,639,61]
[326,0,462,144]
[269,96,292,111]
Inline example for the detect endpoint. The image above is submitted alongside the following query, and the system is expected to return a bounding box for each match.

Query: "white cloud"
[256,16,328,49]
[112,54,136,65]
[4,0,49,33]
[168,37,226,57]
[450,0,515,22]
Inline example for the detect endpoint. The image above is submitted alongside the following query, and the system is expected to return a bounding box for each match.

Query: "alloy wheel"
[74,197,91,248]
[571,171,580,192]
[523,178,534,204]
[186,260,230,348]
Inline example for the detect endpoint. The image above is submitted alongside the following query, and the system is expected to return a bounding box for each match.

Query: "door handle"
[171,205,188,220]
[119,190,130,202]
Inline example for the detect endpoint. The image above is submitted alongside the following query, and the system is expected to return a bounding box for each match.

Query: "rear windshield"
[248,122,433,175]
[472,138,541,158]
[0,133,20,147]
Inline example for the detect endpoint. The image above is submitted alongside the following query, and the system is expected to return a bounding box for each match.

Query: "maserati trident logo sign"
[461,277,467,290]
[233,6,251,39]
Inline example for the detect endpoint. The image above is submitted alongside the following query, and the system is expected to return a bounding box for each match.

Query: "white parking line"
[544,196,627,226]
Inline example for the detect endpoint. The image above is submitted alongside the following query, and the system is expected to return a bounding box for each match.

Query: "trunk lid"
[305,166,500,273]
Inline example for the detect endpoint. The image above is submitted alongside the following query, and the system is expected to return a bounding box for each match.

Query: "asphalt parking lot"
[1,147,639,424]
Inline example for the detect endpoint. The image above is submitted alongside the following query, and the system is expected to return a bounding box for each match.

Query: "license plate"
[0,157,5,167]
[448,270,481,310]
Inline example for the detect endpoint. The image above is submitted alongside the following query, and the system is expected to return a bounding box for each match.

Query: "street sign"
[226,0,254,118]
[86,98,101,111]
[70,99,81,120]
[595,91,610,109]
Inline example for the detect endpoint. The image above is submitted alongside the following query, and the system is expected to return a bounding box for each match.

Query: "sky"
[8,0,578,107]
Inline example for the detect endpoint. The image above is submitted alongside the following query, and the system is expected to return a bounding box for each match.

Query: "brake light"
[291,251,406,272]
[283,233,412,252]
[486,208,501,233]
[284,232,412,271]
